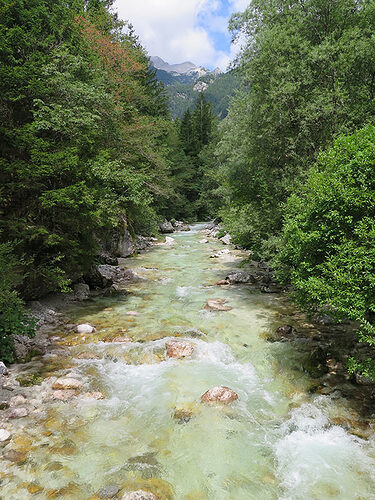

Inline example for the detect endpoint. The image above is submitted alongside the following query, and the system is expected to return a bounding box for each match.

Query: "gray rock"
[122,491,156,500]
[29,301,60,328]
[135,236,154,251]
[85,265,123,289]
[226,272,253,284]
[0,429,11,442]
[159,220,175,233]
[9,407,28,418]
[73,283,90,301]
[99,485,120,498]
[117,228,137,257]
[13,333,48,362]
[0,362,8,376]
[220,234,232,245]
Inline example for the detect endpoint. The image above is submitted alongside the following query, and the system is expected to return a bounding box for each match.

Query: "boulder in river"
[52,378,82,390]
[122,491,157,500]
[159,220,175,233]
[76,324,96,334]
[166,340,195,359]
[201,386,238,405]
[204,299,232,311]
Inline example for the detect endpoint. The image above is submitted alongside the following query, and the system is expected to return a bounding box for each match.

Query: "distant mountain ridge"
[150,56,239,119]
[150,56,222,80]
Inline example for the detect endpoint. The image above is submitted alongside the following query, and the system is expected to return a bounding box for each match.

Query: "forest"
[1,0,375,379]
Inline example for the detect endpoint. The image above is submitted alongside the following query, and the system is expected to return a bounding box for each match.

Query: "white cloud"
[114,0,249,69]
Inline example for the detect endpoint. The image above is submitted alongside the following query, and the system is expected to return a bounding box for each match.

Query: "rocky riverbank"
[203,223,375,419]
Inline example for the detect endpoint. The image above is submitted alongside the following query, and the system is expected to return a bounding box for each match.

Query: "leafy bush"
[0,243,35,363]
[275,126,375,376]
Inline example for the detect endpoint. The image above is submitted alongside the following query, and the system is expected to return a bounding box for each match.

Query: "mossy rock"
[16,373,44,387]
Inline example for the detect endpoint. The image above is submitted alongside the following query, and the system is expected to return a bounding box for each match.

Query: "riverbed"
[1,224,375,499]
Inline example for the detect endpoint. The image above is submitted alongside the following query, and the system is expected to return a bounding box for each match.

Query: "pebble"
[80,392,105,400]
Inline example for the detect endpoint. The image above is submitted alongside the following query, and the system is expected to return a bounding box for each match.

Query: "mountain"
[150,56,239,119]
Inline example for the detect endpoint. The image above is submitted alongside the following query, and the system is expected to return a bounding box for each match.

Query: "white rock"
[165,236,175,245]
[220,234,232,245]
[0,362,8,376]
[0,429,11,442]
[76,324,96,334]
[9,395,26,407]
[9,407,28,418]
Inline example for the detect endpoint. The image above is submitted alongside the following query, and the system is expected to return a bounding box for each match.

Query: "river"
[1,224,375,499]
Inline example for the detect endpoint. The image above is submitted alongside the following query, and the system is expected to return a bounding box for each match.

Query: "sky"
[113,0,249,71]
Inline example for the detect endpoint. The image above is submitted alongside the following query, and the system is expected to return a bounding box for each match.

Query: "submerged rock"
[80,391,105,400]
[52,378,82,390]
[76,324,96,334]
[216,280,230,286]
[276,325,297,339]
[3,449,26,462]
[203,299,232,311]
[126,311,140,316]
[112,336,132,343]
[166,340,195,359]
[201,386,238,404]
[76,351,100,360]
[99,485,120,498]
[122,491,157,500]
[173,408,193,424]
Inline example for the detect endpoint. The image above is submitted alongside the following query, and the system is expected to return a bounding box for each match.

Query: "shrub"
[275,126,375,376]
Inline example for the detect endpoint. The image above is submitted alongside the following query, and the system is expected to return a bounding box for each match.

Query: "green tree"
[217,0,375,255]
[275,126,375,377]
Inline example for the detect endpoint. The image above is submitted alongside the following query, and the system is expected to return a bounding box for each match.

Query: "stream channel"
[2,224,375,499]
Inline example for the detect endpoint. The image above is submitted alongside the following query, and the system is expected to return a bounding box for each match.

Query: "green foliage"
[0,0,177,300]
[275,126,375,375]
[0,243,35,363]
[176,94,215,219]
[159,70,241,120]
[218,0,375,254]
